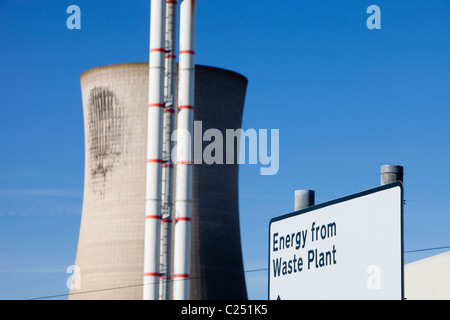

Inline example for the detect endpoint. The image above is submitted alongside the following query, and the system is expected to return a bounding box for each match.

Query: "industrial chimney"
[70,63,248,300]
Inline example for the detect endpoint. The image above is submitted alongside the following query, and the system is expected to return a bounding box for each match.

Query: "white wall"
[405,251,450,300]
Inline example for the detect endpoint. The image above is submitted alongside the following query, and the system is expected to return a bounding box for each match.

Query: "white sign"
[269,182,404,300]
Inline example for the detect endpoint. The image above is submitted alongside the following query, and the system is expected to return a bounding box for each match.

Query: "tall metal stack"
[159,0,177,300]
[172,0,196,300]
[143,0,166,300]
[144,0,196,300]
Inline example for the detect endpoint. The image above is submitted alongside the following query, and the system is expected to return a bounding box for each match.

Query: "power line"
[25,245,450,300]
[404,245,450,254]
[27,267,269,300]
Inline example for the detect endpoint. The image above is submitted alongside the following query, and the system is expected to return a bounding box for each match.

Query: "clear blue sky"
[0,0,449,300]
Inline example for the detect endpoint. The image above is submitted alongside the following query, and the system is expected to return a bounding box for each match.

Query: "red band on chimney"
[148,103,165,108]
[147,159,164,164]
[173,274,190,278]
[179,50,195,55]
[178,105,194,110]
[150,48,166,53]
[177,161,193,166]
[176,217,191,222]
[144,272,162,277]
[146,215,162,220]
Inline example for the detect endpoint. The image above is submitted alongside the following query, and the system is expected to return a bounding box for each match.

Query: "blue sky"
[0,0,449,300]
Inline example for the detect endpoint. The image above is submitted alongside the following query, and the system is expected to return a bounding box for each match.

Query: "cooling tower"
[70,63,248,300]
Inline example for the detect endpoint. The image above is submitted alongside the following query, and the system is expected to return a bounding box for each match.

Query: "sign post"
[269,182,404,300]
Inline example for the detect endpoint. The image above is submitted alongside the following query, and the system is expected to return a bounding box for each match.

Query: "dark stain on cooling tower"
[88,87,123,196]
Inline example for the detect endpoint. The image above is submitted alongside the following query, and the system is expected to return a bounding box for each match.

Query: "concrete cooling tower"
[70,63,248,300]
